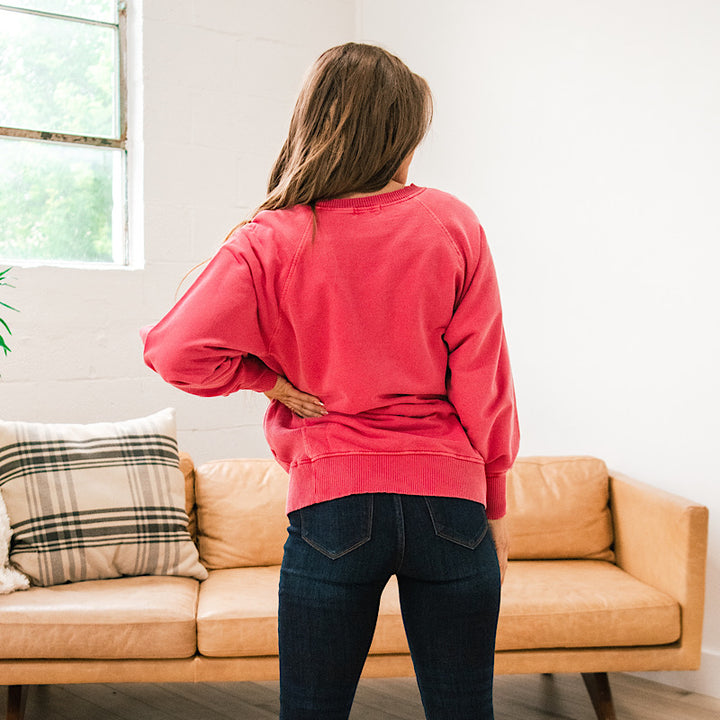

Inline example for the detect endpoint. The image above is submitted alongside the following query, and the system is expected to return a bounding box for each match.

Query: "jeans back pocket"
[298,494,374,559]
[425,496,488,549]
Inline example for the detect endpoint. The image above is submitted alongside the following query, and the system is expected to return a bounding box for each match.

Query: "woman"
[142,42,519,720]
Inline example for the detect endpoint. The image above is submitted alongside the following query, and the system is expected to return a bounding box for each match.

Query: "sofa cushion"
[506,456,614,560]
[194,456,613,568]
[196,560,679,658]
[196,567,409,658]
[195,459,289,568]
[496,560,680,650]
[197,567,282,657]
[0,409,207,586]
[0,575,199,659]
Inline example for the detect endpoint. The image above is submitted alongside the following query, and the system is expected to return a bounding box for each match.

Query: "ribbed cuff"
[484,472,507,519]
[252,367,279,393]
[226,355,278,394]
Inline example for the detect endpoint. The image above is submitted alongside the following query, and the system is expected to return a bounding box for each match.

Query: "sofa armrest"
[609,470,708,666]
[179,452,197,541]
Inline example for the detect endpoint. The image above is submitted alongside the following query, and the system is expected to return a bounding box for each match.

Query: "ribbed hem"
[315,184,425,210]
[286,452,488,514]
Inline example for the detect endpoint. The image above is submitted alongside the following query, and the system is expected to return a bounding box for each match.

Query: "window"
[0,1,128,265]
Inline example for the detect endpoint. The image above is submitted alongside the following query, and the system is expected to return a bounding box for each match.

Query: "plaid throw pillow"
[0,408,207,586]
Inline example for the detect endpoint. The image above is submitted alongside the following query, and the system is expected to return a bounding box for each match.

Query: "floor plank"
[204,681,281,716]
[24,684,126,720]
[611,674,720,720]
[3,673,720,719]
[154,683,254,720]
[351,679,424,719]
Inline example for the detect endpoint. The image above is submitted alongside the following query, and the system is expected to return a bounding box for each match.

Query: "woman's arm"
[142,244,278,396]
[444,225,520,519]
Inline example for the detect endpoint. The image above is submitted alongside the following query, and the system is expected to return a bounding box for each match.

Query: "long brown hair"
[240,43,432,227]
[181,44,432,295]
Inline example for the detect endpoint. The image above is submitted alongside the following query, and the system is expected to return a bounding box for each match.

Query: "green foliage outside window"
[0,1,124,265]
[0,140,116,262]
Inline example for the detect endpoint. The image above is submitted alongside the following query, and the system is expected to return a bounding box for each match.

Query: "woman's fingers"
[285,392,326,418]
[488,517,509,585]
[286,393,327,418]
[264,376,327,418]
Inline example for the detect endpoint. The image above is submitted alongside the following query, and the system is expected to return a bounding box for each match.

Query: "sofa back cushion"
[193,455,614,568]
[506,456,614,561]
[195,458,288,568]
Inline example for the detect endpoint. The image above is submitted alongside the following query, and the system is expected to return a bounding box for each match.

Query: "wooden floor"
[4,673,720,719]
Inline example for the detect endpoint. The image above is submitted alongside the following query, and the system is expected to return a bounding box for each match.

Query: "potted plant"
[0,267,17,357]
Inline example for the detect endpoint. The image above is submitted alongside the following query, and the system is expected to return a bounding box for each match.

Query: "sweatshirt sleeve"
[444,224,520,519]
[141,238,279,397]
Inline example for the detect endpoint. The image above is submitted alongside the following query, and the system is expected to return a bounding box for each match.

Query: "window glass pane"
[0,137,124,264]
[0,1,117,24]
[0,8,117,137]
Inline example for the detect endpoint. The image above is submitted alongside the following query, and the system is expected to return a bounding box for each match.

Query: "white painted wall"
[357,0,720,698]
[1,0,355,461]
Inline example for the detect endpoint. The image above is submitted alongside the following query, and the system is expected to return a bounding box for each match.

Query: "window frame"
[0,1,129,266]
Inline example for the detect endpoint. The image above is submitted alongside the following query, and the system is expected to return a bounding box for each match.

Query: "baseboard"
[631,648,720,699]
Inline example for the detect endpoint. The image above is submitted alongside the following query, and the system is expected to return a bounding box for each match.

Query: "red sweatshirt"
[142,185,519,518]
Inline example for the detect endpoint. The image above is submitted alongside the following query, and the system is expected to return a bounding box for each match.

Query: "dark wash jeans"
[278,493,501,720]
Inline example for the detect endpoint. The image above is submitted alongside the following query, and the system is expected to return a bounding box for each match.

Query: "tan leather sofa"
[0,455,708,720]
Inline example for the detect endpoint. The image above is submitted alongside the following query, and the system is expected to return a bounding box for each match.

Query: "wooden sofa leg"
[6,685,28,720]
[581,673,617,720]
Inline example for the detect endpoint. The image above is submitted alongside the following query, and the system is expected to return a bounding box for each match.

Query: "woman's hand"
[264,376,327,419]
[488,517,509,585]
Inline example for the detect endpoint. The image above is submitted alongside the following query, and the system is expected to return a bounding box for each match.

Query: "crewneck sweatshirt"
[142,185,519,518]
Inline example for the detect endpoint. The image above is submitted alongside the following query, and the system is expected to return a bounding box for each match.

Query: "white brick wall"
[1,0,355,464]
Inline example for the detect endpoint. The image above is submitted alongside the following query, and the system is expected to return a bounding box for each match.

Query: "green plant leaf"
[1,265,16,356]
